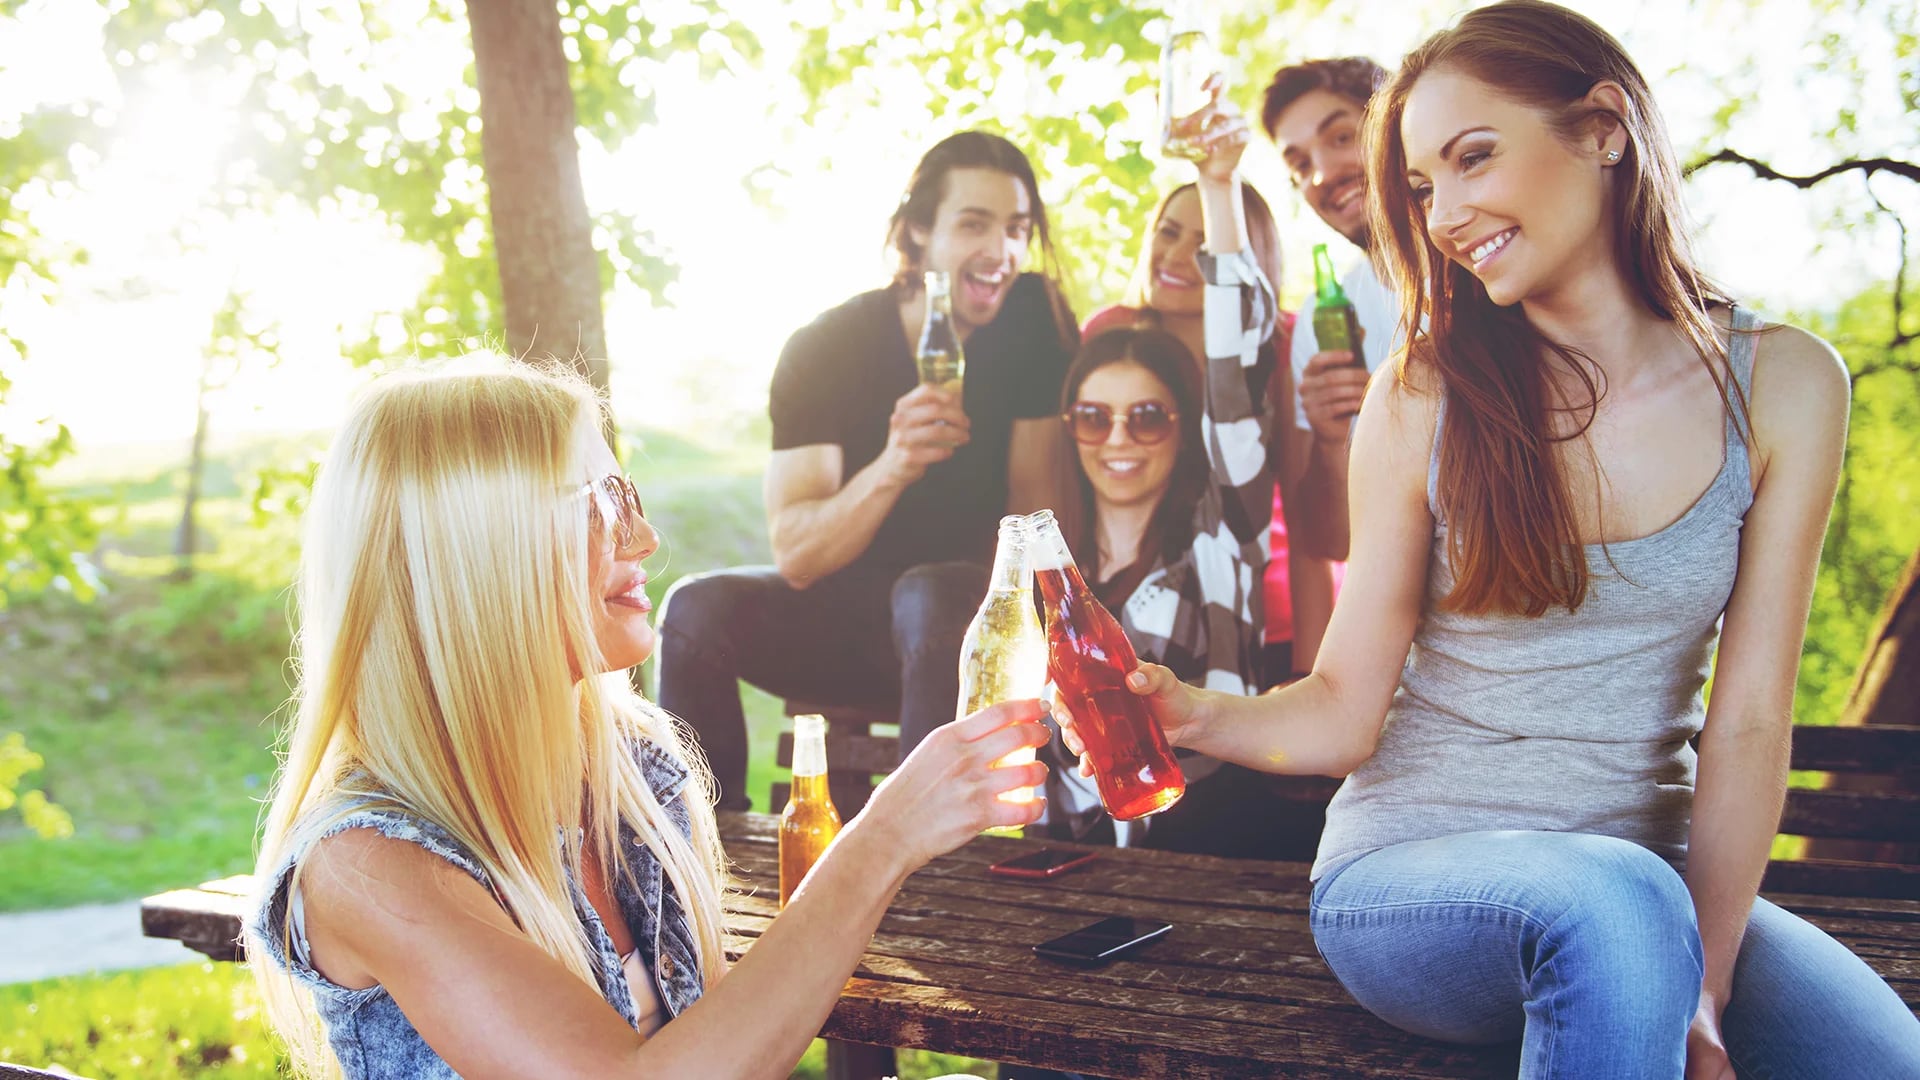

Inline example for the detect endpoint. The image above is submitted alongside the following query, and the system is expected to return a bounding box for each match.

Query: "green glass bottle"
[1311,243,1366,369]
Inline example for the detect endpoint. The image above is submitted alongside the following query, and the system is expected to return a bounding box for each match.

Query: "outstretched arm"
[1683,324,1848,1075]
[294,702,1051,1080]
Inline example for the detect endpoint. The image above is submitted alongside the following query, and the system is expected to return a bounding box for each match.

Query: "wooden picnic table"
[140,810,1920,1079]
[712,813,1920,1078]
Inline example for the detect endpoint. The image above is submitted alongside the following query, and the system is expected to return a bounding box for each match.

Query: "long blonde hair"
[249,356,730,1077]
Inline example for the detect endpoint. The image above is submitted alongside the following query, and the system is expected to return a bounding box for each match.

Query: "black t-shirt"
[770,272,1075,578]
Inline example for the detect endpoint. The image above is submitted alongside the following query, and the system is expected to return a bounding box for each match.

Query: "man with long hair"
[657,131,1078,809]
[1260,56,1398,673]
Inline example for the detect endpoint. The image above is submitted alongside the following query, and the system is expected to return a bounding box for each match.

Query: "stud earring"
[1605,149,1621,162]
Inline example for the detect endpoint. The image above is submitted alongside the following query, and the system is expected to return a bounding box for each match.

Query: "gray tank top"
[1313,308,1760,879]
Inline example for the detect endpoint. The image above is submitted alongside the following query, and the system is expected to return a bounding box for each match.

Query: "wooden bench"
[1767,723,1920,898]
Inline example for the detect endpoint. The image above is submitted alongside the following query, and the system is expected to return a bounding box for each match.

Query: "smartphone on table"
[987,847,1100,879]
[1032,916,1173,968]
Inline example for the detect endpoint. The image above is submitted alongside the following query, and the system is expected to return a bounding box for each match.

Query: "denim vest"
[249,740,708,1079]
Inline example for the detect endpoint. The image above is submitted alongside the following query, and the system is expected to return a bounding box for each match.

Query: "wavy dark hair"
[1260,56,1390,142]
[885,130,1076,349]
[1053,328,1208,574]
[1366,0,1744,616]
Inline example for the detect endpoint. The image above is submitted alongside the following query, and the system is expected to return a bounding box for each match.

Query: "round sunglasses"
[576,473,649,558]
[1061,400,1180,445]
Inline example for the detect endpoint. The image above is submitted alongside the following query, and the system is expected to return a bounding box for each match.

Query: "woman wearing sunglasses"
[1082,89,1301,696]
[245,357,1048,1080]
[1037,85,1285,860]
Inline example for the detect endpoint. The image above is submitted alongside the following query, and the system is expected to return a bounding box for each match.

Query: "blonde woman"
[246,357,1049,1079]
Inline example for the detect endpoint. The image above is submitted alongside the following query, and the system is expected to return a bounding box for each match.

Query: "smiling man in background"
[1261,57,1401,673]
[656,130,1078,809]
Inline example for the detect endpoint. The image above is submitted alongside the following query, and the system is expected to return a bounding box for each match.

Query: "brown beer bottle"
[778,713,841,907]
[1022,510,1185,821]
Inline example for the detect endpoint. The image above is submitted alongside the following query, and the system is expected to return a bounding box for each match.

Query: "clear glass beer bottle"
[956,515,1049,804]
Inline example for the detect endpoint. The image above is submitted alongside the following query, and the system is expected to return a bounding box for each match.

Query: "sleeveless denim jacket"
[249,739,708,1078]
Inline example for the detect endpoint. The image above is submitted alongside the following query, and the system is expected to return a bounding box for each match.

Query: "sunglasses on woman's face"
[577,473,648,558]
[1061,400,1179,445]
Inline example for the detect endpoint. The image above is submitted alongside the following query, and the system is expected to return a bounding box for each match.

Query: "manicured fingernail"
[1127,672,1148,690]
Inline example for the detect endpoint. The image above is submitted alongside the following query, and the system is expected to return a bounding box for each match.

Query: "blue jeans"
[1310,831,1920,1079]
[654,562,986,810]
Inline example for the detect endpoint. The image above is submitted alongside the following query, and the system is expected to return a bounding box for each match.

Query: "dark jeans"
[654,561,987,811]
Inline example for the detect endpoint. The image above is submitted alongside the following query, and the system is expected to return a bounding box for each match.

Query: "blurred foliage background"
[0,0,1914,1075]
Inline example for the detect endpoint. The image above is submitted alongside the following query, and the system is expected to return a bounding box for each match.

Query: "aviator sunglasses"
[1061,400,1180,446]
[576,473,649,557]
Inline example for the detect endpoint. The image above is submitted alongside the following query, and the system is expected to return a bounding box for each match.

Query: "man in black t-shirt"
[656,132,1078,810]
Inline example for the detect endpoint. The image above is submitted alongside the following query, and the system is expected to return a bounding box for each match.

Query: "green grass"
[0,964,283,1079]
[0,963,991,1079]
[0,424,797,912]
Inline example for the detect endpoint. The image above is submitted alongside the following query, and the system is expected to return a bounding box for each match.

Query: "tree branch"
[1850,358,1920,386]
[1864,176,1917,350]
[1684,149,1920,186]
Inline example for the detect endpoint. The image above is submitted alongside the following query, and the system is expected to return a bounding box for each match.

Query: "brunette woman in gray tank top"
[1052,3,1919,1076]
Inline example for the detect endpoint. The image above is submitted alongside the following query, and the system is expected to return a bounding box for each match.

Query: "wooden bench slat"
[775,731,900,775]
[1762,858,1920,901]
[1779,789,1920,843]
[1790,724,1920,774]
[768,777,877,817]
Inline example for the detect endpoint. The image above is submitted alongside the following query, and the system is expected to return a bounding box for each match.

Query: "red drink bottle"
[1023,509,1185,821]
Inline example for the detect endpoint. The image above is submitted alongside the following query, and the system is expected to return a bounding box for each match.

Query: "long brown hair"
[885,130,1076,349]
[1366,0,1741,616]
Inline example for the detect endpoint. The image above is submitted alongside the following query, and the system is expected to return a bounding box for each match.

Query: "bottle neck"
[792,726,828,778]
[987,528,1031,592]
[1313,249,1342,304]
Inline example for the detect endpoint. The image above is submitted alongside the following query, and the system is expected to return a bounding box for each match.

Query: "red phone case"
[988,849,1100,879]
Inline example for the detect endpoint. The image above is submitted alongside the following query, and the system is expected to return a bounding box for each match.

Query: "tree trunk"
[170,358,214,582]
[465,0,610,396]
[1806,542,1920,865]
[1839,543,1920,727]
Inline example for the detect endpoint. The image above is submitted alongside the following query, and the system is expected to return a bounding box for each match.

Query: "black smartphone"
[988,847,1101,879]
[1032,916,1173,967]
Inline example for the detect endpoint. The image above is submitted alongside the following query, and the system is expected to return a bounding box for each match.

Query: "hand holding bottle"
[1050,662,1206,779]
[1173,75,1250,185]
[855,700,1050,872]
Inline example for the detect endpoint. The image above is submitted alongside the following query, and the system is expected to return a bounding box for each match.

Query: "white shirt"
[1289,253,1402,431]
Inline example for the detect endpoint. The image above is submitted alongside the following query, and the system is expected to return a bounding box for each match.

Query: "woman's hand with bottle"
[854,700,1049,869]
[1174,75,1251,186]
[1051,664,1208,777]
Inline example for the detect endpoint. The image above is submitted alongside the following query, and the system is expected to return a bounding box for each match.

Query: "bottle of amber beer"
[778,714,841,907]
[1022,509,1185,820]
[956,515,1049,804]
[916,270,966,394]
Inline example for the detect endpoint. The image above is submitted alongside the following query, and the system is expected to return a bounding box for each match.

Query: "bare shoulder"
[1369,349,1443,439]
[1351,349,1441,494]
[301,825,508,986]
[1745,319,1850,449]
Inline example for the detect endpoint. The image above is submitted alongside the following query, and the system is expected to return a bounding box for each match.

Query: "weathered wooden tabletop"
[141,812,1920,1079]
[716,812,1919,1079]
